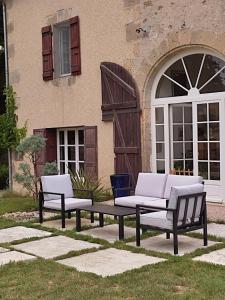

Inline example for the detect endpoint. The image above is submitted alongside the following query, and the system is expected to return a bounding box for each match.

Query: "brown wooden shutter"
[33,128,57,176]
[100,62,142,188]
[70,16,81,75]
[84,126,98,178]
[42,25,53,81]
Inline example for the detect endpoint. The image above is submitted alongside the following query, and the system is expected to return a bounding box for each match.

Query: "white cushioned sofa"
[114,173,203,209]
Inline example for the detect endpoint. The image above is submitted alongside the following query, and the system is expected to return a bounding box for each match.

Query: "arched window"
[151,50,225,202]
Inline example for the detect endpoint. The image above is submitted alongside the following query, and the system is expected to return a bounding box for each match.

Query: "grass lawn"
[1,196,225,299]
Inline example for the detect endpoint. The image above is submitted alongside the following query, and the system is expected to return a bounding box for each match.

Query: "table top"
[76,203,136,216]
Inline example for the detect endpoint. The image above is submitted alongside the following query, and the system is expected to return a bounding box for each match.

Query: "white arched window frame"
[150,49,225,202]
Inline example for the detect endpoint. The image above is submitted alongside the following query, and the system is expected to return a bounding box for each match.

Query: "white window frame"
[57,128,84,174]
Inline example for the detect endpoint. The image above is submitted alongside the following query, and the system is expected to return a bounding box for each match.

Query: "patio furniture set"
[39,173,207,255]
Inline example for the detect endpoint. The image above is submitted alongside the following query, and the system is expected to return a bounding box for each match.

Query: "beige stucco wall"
[7,0,225,190]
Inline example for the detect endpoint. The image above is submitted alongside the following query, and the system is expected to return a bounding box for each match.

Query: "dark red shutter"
[84,126,98,178]
[42,25,53,81]
[70,16,81,75]
[33,128,57,176]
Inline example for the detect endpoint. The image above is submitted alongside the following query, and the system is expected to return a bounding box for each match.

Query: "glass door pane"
[197,102,220,180]
[170,103,193,175]
[155,107,165,173]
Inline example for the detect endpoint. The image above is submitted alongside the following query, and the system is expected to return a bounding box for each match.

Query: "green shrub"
[69,169,112,202]
[43,161,58,175]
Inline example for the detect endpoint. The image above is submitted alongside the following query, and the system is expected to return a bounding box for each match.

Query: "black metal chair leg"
[91,212,94,223]
[68,212,71,219]
[39,208,43,224]
[61,210,65,228]
[136,225,140,246]
[166,232,170,239]
[173,233,178,255]
[203,223,208,246]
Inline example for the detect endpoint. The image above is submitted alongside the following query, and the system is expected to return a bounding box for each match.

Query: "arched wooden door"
[100,62,142,187]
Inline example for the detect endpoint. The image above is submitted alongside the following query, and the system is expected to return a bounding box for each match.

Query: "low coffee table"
[75,204,136,240]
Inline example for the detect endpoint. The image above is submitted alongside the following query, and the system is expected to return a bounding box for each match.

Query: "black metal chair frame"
[136,192,207,255]
[39,188,94,228]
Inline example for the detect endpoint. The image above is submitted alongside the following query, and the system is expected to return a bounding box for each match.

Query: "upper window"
[54,22,71,76]
[41,16,81,81]
[156,53,225,98]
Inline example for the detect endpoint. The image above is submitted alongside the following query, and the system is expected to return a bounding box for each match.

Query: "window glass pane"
[59,131,64,145]
[156,143,164,159]
[173,125,183,141]
[173,143,183,159]
[79,162,84,171]
[198,123,207,141]
[209,123,219,141]
[209,103,219,121]
[155,75,188,98]
[60,146,65,160]
[198,143,208,160]
[60,27,70,75]
[172,106,183,123]
[184,125,193,141]
[156,160,165,173]
[79,146,84,161]
[78,130,84,144]
[200,69,225,94]
[156,125,164,141]
[198,162,208,179]
[185,143,193,159]
[173,160,184,170]
[184,105,192,123]
[197,104,207,122]
[183,54,204,87]
[210,143,220,160]
[68,146,76,161]
[165,59,190,91]
[60,162,65,174]
[68,162,76,173]
[197,55,225,89]
[210,162,220,180]
[68,131,75,144]
[155,108,164,124]
[185,160,193,172]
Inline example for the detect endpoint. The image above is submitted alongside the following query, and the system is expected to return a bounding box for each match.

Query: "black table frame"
[75,204,136,240]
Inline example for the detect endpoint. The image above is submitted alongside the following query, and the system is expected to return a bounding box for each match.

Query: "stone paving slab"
[13,235,101,259]
[194,223,225,238]
[79,224,135,243]
[3,211,58,222]
[193,248,225,266]
[37,218,99,231]
[57,248,166,277]
[128,234,218,256]
[0,247,9,253]
[0,251,36,266]
[0,226,52,243]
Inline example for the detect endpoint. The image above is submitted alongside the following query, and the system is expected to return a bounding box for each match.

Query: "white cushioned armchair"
[39,174,94,228]
[136,183,207,255]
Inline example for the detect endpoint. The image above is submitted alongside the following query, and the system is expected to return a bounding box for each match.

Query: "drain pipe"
[2,1,12,189]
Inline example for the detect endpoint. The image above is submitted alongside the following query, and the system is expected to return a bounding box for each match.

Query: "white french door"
[152,99,224,201]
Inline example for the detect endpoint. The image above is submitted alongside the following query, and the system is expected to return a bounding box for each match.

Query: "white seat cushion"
[115,195,167,208]
[41,174,74,201]
[163,175,203,199]
[167,183,204,221]
[135,173,167,198]
[43,198,92,210]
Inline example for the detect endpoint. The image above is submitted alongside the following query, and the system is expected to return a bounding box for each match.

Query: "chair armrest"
[136,204,175,213]
[41,191,64,196]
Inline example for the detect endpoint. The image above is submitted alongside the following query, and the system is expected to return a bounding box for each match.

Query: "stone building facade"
[6,0,225,201]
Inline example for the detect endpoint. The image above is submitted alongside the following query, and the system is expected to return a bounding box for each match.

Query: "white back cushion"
[41,174,74,201]
[167,183,204,221]
[163,175,203,199]
[135,173,167,198]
